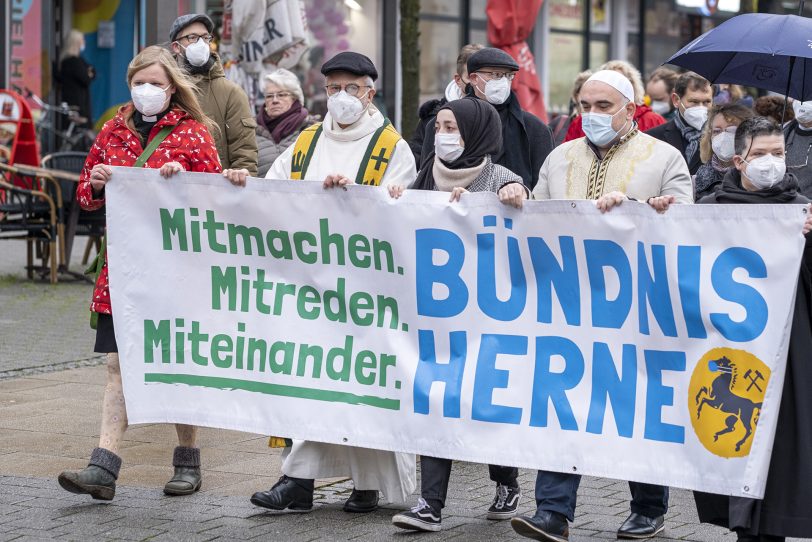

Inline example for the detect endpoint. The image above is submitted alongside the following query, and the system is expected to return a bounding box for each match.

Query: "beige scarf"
[432,156,488,192]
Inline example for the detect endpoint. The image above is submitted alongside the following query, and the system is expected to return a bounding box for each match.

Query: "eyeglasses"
[324,83,371,97]
[787,142,812,170]
[177,33,213,44]
[265,92,293,101]
[711,126,738,137]
[475,70,516,81]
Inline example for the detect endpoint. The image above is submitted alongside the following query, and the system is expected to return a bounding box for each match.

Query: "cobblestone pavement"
[0,242,800,541]
[0,469,744,542]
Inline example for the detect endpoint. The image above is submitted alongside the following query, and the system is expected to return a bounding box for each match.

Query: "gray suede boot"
[163,446,202,496]
[58,447,121,501]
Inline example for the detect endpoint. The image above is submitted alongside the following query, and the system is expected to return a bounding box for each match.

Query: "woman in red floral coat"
[58,45,240,501]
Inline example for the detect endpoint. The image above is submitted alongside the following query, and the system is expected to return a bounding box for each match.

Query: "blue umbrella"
[666,12,812,101]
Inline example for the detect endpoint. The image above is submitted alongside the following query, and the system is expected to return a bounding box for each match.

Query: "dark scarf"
[674,111,703,166]
[492,93,532,186]
[133,108,170,146]
[709,168,802,204]
[413,97,502,191]
[257,100,309,144]
[459,86,532,186]
[694,155,730,195]
[183,56,216,76]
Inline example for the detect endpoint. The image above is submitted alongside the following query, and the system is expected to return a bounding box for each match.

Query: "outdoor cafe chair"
[41,152,103,268]
[0,162,63,283]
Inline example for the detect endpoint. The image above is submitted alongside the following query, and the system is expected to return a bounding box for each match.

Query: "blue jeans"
[534,470,668,522]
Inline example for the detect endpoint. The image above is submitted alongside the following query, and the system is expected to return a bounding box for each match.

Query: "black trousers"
[420,455,518,510]
[535,470,668,522]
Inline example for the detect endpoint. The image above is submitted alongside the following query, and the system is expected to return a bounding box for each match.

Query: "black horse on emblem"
[695,356,762,452]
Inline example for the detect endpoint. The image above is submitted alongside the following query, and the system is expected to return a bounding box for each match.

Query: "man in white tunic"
[265,52,416,189]
[249,52,417,515]
[512,71,692,542]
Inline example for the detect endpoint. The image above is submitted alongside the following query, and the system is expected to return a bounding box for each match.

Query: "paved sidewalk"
[0,242,798,541]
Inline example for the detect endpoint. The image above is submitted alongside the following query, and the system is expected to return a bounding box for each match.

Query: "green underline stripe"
[144,373,400,410]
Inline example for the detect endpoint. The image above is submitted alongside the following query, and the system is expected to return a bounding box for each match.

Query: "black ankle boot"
[58,447,121,501]
[163,446,202,496]
[344,488,379,513]
[251,475,314,512]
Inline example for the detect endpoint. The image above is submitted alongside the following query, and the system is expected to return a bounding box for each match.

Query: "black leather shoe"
[617,513,665,539]
[343,488,379,513]
[163,466,202,496]
[511,510,569,542]
[250,476,314,512]
[58,465,116,501]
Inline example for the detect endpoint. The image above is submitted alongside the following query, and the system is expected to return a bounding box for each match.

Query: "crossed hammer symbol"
[744,369,765,392]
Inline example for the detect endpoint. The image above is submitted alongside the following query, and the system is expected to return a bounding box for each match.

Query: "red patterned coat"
[77,105,222,314]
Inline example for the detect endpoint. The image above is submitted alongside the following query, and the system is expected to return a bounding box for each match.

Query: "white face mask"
[681,103,709,130]
[793,100,812,125]
[182,39,211,67]
[444,80,464,102]
[582,106,628,148]
[327,90,369,125]
[131,83,170,117]
[711,131,736,162]
[743,155,786,189]
[650,100,671,116]
[481,77,511,105]
[435,132,464,162]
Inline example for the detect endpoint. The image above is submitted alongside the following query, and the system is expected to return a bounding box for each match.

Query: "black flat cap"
[467,47,519,74]
[169,14,214,42]
[321,52,378,81]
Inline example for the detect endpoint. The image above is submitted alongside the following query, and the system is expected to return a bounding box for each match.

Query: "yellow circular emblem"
[688,348,770,458]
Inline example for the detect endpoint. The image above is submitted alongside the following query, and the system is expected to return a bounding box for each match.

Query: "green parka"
[187,54,258,175]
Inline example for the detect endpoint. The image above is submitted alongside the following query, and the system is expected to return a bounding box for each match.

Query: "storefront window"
[549,0,584,31]
[418,19,463,103]
[422,0,462,16]
[548,32,584,114]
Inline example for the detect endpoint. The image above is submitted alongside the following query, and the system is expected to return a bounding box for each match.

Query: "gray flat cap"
[169,13,214,43]
[467,47,520,74]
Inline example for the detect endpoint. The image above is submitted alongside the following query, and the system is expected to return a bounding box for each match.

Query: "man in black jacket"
[409,43,483,166]
[646,71,713,175]
[419,47,554,191]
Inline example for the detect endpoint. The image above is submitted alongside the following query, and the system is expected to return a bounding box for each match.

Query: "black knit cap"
[467,47,519,74]
[169,13,214,42]
[321,52,378,81]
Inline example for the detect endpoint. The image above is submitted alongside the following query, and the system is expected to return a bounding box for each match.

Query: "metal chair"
[41,152,103,269]
[0,163,61,283]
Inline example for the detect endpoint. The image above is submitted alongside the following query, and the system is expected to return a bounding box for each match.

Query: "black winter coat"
[58,55,95,126]
[408,98,447,167]
[693,169,812,538]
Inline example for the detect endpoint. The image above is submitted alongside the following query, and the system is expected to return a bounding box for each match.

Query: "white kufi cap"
[585,70,634,103]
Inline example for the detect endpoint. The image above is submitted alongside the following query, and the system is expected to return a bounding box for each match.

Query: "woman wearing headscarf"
[389,97,525,533]
[256,69,319,177]
[694,103,753,200]
[693,116,812,542]
[392,96,527,207]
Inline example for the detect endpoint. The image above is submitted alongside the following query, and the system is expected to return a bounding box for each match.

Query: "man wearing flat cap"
[263,51,416,189]
[247,52,416,516]
[512,71,692,542]
[169,13,258,176]
[419,47,554,191]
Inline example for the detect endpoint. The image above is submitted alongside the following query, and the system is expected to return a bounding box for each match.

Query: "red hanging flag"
[486,0,547,122]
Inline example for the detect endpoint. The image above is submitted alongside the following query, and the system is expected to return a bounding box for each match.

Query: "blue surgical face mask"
[582,105,628,147]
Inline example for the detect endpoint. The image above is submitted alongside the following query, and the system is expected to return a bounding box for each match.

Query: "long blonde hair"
[126,46,216,134]
[60,30,84,61]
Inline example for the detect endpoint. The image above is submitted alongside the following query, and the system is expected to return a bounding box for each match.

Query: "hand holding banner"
[106,167,806,498]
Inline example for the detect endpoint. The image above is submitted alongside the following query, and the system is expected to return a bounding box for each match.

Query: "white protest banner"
[106,167,806,498]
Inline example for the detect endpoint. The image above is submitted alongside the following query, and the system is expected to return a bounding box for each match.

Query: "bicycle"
[15,86,96,153]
